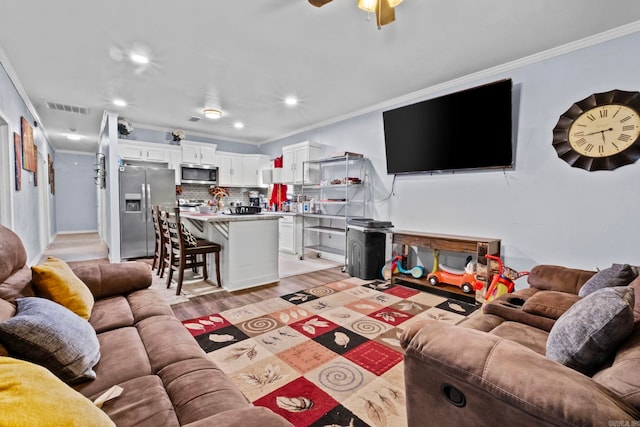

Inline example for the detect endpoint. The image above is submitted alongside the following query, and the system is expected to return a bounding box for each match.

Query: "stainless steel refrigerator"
[119,166,176,259]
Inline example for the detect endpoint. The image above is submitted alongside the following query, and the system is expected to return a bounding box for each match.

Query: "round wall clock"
[552,89,640,171]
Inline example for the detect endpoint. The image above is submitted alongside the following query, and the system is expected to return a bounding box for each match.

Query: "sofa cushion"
[94,375,180,427]
[75,326,152,398]
[522,290,581,320]
[89,296,135,334]
[0,266,36,302]
[31,256,95,319]
[490,321,549,356]
[0,297,100,384]
[547,286,635,375]
[0,226,27,284]
[592,322,640,410]
[528,264,595,295]
[0,356,114,427]
[578,263,637,297]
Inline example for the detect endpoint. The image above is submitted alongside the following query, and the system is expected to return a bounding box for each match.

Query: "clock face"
[568,105,640,157]
[553,90,640,171]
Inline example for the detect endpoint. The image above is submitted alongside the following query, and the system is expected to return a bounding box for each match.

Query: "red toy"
[479,255,529,302]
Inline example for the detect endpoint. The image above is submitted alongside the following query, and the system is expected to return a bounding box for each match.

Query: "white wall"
[0,59,55,264]
[261,30,640,275]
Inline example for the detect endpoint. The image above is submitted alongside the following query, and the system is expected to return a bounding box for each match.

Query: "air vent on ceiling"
[189,116,201,122]
[45,101,90,115]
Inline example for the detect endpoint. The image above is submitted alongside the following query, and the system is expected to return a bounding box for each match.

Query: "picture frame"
[13,132,21,191]
[21,117,36,172]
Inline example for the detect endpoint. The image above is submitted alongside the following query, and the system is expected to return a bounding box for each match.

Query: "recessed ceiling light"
[129,53,149,64]
[67,134,82,141]
[203,109,223,119]
[113,99,127,107]
[234,121,244,129]
[284,96,298,106]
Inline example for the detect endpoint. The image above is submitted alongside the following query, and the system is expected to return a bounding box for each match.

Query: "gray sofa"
[0,225,291,426]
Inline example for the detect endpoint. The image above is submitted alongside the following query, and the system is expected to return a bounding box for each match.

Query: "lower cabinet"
[278,215,302,254]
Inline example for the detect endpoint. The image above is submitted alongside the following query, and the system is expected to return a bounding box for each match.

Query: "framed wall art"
[48,154,55,194]
[13,132,21,191]
[21,117,36,172]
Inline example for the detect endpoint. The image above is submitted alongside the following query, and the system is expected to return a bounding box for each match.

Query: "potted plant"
[171,129,185,144]
[118,118,133,138]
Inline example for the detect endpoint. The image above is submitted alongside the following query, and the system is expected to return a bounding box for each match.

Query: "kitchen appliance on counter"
[178,199,206,212]
[180,164,218,185]
[119,166,176,259]
[248,190,260,207]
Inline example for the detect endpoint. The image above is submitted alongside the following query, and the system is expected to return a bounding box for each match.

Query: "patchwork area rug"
[182,278,478,426]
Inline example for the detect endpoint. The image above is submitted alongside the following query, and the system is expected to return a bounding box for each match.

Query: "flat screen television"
[383,79,513,174]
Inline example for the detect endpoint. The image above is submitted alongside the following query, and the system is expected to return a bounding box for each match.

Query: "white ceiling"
[1,1,640,153]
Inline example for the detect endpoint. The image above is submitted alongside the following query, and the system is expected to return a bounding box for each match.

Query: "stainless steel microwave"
[180,164,218,184]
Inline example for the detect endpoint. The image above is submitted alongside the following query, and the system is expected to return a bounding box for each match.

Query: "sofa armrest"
[400,321,639,426]
[182,406,293,427]
[71,262,152,299]
[527,264,595,295]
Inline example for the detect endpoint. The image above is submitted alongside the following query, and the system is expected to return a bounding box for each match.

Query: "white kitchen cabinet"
[282,141,321,184]
[242,154,270,187]
[216,152,243,186]
[118,140,169,163]
[278,215,302,254]
[167,147,182,184]
[181,140,217,166]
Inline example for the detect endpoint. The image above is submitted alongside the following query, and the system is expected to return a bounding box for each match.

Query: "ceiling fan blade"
[308,0,332,7]
[376,0,396,27]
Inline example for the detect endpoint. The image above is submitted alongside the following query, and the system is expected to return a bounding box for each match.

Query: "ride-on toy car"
[426,250,477,293]
[381,255,426,280]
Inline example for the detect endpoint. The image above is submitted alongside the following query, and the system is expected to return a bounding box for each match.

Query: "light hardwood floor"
[42,232,350,321]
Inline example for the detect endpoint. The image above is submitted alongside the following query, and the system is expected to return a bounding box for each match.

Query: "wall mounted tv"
[383,78,513,174]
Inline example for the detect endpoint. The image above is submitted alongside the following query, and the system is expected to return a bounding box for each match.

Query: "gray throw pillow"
[578,263,637,297]
[0,297,100,384]
[547,286,634,375]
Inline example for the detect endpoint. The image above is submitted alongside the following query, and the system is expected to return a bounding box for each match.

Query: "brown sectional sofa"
[401,264,640,426]
[0,225,291,427]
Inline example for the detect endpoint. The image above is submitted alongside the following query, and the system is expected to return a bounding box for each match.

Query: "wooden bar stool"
[151,205,165,275]
[165,207,221,295]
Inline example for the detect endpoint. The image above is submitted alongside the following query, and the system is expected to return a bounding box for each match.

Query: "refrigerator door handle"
[141,184,146,222]
[146,184,151,222]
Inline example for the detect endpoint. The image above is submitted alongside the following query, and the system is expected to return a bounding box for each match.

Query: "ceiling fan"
[309,0,403,28]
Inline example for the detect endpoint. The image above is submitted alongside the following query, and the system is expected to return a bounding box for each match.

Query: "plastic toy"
[480,255,529,302]
[426,250,477,294]
[381,255,427,280]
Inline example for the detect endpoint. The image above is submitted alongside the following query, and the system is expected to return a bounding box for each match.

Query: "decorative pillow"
[0,297,100,384]
[180,223,198,247]
[547,286,635,375]
[578,263,637,298]
[31,256,94,319]
[0,357,114,426]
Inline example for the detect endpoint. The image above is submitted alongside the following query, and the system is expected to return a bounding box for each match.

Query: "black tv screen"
[383,79,513,174]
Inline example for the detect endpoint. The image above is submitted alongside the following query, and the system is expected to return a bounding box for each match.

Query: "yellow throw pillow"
[31,257,94,320]
[0,357,115,427]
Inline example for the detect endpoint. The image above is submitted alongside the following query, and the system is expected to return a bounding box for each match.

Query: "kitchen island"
[180,212,282,291]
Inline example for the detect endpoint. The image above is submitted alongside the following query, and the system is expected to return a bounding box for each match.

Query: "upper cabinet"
[119,139,169,162]
[282,141,321,184]
[216,152,243,186]
[181,140,217,166]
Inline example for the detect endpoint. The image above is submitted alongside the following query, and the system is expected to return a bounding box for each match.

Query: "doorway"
[37,151,49,249]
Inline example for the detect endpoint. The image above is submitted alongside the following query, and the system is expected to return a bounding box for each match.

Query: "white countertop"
[181,212,283,222]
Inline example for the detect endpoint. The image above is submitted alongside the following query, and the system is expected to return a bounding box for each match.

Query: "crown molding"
[261,21,640,145]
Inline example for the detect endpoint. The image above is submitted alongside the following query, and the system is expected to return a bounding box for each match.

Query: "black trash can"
[347,227,387,280]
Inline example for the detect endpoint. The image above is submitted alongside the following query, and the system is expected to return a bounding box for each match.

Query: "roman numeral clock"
[553,89,640,171]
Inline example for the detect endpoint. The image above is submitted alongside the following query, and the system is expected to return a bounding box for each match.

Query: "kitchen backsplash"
[178,184,324,208]
[178,184,267,205]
